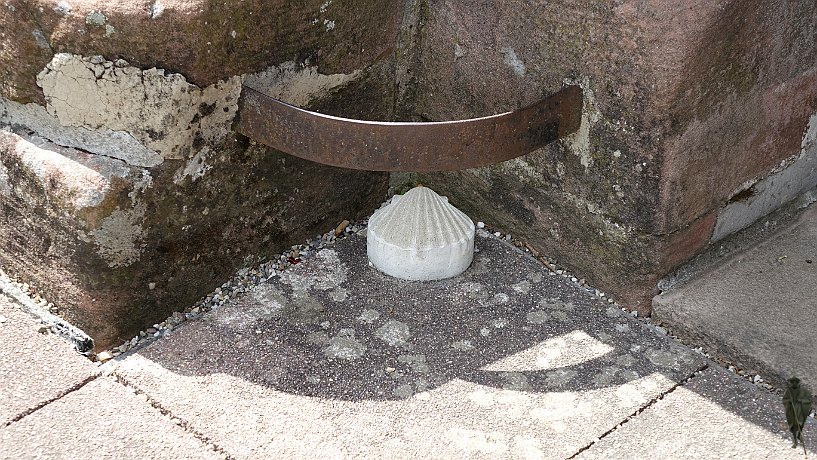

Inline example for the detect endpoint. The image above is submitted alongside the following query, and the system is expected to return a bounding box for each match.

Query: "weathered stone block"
[1,40,394,349]
[1,0,404,104]
[0,129,386,350]
[404,0,817,311]
[1,0,404,348]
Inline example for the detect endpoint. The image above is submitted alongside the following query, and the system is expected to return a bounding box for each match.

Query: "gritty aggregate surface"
[1,215,814,458]
[0,213,796,400]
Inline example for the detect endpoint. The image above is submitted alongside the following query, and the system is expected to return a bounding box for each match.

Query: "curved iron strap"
[234,85,583,172]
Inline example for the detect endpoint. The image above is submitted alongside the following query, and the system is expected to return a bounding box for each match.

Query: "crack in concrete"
[565,363,710,459]
[3,373,99,428]
[112,374,234,460]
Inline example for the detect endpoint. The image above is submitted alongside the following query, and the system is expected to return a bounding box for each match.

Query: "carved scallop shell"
[367,185,475,280]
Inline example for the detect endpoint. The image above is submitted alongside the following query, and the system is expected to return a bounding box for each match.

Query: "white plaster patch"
[54,1,72,15]
[643,347,683,369]
[280,249,347,294]
[500,47,526,76]
[397,354,429,373]
[173,147,212,183]
[323,328,366,360]
[501,372,532,391]
[85,11,106,25]
[393,383,414,398]
[0,160,10,194]
[329,288,348,302]
[211,285,287,328]
[492,318,509,328]
[526,310,548,324]
[493,293,510,304]
[454,43,465,59]
[545,368,578,386]
[375,319,411,347]
[243,61,359,107]
[148,0,165,19]
[540,298,574,311]
[36,53,241,161]
[451,340,474,351]
[357,309,381,324]
[615,323,630,333]
[562,76,600,169]
[512,280,531,294]
[91,205,146,267]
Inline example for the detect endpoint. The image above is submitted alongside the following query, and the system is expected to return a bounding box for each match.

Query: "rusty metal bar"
[234,85,583,172]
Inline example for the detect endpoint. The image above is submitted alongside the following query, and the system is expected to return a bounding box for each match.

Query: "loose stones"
[367,186,475,280]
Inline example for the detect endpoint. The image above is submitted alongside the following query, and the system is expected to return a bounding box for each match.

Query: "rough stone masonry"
[0,0,402,349]
[1,0,816,348]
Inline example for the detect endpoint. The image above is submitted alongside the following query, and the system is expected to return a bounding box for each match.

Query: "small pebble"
[36,325,49,334]
[476,221,485,228]
[335,220,350,236]
[0,315,6,324]
[385,367,396,373]
[96,351,113,363]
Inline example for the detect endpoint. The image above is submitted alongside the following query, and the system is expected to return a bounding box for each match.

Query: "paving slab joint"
[3,373,99,428]
[112,374,234,460]
[0,275,94,354]
[566,363,710,459]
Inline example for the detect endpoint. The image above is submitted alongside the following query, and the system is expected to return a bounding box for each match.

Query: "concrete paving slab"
[654,204,817,390]
[577,365,817,459]
[0,377,224,459]
[115,232,707,459]
[0,294,98,426]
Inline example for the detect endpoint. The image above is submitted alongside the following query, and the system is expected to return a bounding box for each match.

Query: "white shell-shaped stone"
[367,186,475,280]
